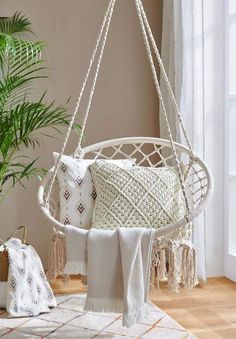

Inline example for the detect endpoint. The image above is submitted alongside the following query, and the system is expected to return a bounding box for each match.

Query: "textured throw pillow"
[90,161,186,229]
[53,154,136,229]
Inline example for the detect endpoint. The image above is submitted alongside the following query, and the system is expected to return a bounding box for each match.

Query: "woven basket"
[0,226,27,282]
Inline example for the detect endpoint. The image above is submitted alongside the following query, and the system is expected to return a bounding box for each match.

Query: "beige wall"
[0,0,163,265]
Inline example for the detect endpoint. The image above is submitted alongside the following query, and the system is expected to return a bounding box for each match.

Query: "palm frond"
[0,158,42,191]
[0,37,46,111]
[0,34,45,74]
[8,39,45,76]
[0,12,32,35]
[6,97,69,149]
[0,12,76,198]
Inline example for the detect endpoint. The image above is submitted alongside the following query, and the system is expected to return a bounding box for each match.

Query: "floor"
[153,277,236,339]
[0,294,194,338]
[51,275,236,338]
[1,277,234,338]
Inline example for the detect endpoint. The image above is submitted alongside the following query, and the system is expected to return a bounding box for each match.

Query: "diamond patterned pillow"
[54,154,136,229]
[90,161,186,229]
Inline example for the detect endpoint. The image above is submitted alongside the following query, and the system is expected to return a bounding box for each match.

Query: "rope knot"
[74,147,85,159]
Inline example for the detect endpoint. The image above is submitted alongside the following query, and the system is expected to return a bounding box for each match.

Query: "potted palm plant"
[0,12,75,201]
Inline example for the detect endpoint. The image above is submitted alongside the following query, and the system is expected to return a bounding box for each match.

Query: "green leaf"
[0,12,78,199]
[0,12,32,35]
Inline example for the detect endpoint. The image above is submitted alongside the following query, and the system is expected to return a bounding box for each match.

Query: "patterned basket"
[0,226,27,282]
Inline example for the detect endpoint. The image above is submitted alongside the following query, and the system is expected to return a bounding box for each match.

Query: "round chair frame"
[38,137,213,237]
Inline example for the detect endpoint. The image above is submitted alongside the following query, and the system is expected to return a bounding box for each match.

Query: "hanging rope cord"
[73,0,117,157]
[44,0,117,207]
[134,0,191,216]
[45,0,192,218]
[137,0,194,154]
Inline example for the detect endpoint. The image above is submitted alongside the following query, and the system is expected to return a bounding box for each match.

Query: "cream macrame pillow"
[90,161,186,229]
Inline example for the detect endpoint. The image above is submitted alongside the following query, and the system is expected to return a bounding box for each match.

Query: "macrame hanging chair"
[38,0,213,290]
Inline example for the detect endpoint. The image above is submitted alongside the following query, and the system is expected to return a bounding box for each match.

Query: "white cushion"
[54,154,136,229]
[90,161,186,229]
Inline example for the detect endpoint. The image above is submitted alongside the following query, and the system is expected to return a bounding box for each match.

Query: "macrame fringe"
[168,242,180,293]
[64,261,87,276]
[81,275,87,285]
[47,228,67,282]
[47,226,198,293]
[150,236,198,292]
[182,243,198,289]
[159,249,167,280]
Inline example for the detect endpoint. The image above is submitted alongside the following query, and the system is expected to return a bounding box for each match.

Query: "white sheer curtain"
[160,0,225,280]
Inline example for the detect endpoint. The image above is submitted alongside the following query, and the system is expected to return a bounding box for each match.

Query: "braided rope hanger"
[45,0,116,206]
[45,0,193,218]
[134,0,191,215]
[137,0,194,154]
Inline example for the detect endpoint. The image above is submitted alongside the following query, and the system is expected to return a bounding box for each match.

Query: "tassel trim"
[47,228,67,282]
[84,297,123,314]
[85,298,150,328]
[47,225,198,294]
[150,233,198,292]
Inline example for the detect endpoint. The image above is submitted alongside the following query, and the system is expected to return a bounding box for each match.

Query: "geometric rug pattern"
[0,294,196,338]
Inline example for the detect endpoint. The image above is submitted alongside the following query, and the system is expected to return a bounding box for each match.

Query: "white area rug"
[0,294,196,338]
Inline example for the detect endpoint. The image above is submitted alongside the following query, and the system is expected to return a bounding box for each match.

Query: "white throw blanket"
[64,227,155,327]
[119,228,154,327]
[63,226,88,276]
[6,238,56,317]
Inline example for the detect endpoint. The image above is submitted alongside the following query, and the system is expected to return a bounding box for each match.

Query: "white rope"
[74,0,194,158]
[45,0,193,215]
[74,0,117,157]
[134,0,191,216]
[138,0,194,155]
[44,0,116,207]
